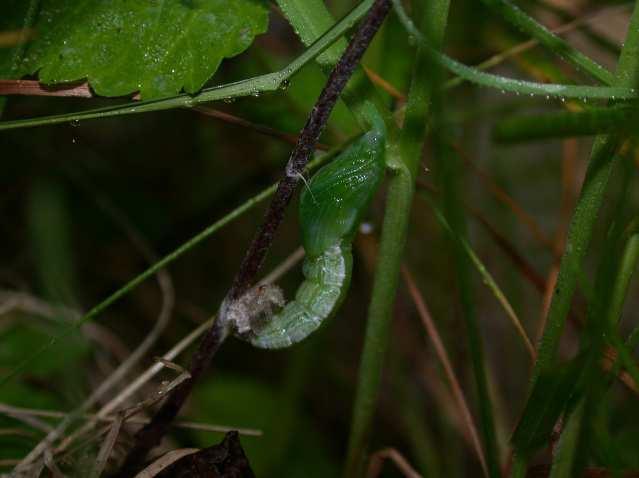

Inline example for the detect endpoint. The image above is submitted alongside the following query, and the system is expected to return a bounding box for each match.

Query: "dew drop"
[359,222,374,234]
[279,79,291,91]
[223,97,235,104]
[70,119,80,127]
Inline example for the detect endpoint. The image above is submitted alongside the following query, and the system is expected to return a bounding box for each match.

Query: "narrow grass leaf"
[494,105,638,143]
[511,355,584,454]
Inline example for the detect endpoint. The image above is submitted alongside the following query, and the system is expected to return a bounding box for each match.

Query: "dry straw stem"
[91,412,124,478]
[12,189,176,472]
[0,404,261,438]
[401,266,489,476]
[133,448,200,478]
[366,447,422,478]
[55,247,302,455]
[2,247,299,466]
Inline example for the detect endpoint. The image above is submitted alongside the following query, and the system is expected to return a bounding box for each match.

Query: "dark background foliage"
[1,1,638,476]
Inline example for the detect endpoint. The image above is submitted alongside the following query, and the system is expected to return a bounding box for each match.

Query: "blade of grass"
[431,137,502,478]
[3,0,637,133]
[391,0,637,100]
[443,3,627,92]
[548,402,585,478]
[512,3,639,476]
[605,218,639,327]
[273,0,397,133]
[530,10,639,389]
[478,0,614,85]
[343,1,451,475]
[494,106,638,143]
[608,334,639,392]
[426,197,536,359]
[535,1,626,57]
[0,148,339,387]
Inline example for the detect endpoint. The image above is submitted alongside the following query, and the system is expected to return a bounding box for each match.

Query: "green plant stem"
[529,0,639,392]
[479,0,614,85]
[511,3,639,476]
[535,0,624,57]
[431,106,501,477]
[3,1,638,132]
[0,150,338,387]
[606,219,639,327]
[271,2,420,474]
[344,148,414,477]
[428,200,535,358]
[608,334,639,389]
[274,0,396,134]
[275,0,348,70]
[391,0,637,100]
[0,0,374,131]
[343,2,450,475]
[3,3,636,132]
[548,401,585,478]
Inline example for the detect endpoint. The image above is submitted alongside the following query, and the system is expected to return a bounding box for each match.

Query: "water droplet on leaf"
[279,79,291,91]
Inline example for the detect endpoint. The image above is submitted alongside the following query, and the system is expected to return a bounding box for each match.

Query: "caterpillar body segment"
[233,115,386,349]
[249,243,353,349]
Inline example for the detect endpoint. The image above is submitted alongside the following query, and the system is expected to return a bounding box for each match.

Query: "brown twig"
[115,2,391,473]
[225,0,390,304]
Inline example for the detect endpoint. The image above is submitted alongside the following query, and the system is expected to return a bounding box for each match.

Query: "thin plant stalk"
[478,0,614,84]
[605,218,639,327]
[428,200,535,359]
[431,123,501,477]
[344,1,451,475]
[512,3,639,476]
[402,266,488,475]
[0,0,377,131]
[0,149,339,387]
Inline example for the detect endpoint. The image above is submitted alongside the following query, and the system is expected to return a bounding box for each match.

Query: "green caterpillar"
[228,119,386,349]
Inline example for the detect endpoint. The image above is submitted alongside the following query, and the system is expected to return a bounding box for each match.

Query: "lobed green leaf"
[1,0,269,99]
